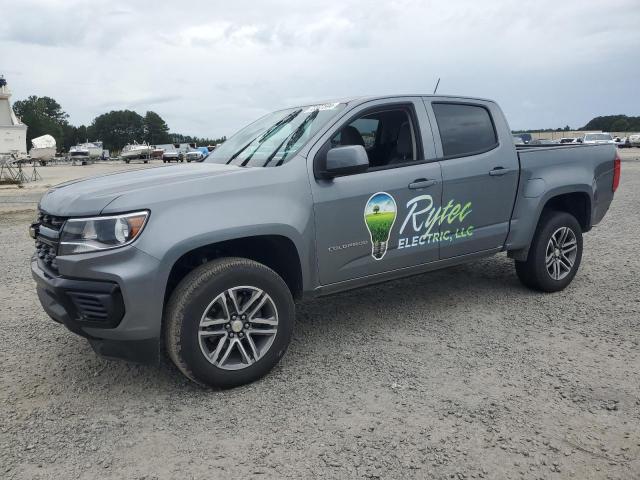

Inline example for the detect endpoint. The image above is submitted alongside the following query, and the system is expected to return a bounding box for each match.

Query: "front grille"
[34,210,67,274]
[35,241,58,270]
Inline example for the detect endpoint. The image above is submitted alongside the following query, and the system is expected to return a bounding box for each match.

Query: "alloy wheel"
[545,227,578,281]
[198,286,278,370]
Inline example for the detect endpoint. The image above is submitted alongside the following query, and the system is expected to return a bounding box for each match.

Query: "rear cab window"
[431,103,498,158]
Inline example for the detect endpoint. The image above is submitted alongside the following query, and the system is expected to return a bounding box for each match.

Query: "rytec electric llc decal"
[398,194,473,249]
[362,192,474,259]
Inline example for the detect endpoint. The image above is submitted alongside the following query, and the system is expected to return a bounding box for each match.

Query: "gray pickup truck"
[31,95,620,387]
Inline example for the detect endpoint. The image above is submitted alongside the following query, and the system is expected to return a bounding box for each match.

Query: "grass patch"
[365,212,395,242]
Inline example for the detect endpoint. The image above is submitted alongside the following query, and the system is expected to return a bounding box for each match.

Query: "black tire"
[164,257,294,388]
[515,210,583,292]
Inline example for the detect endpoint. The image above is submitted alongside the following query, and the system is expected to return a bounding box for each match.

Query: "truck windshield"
[206,103,346,167]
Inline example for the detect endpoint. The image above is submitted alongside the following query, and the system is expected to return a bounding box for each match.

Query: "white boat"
[29,134,56,161]
[121,142,153,160]
[70,141,103,158]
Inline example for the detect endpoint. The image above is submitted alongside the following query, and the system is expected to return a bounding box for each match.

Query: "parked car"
[30,95,619,388]
[582,133,614,144]
[613,136,631,148]
[628,134,640,147]
[162,151,181,163]
[185,147,209,162]
[512,133,532,144]
[529,138,556,145]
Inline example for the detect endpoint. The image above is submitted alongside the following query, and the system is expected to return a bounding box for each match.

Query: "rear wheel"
[515,211,583,292]
[165,257,294,388]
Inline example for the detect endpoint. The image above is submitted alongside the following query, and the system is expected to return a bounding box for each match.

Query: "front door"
[309,100,443,285]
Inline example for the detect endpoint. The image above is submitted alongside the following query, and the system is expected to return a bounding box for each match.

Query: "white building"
[0,77,28,156]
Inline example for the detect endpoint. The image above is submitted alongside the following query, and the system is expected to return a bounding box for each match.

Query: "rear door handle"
[408,178,438,189]
[489,166,510,176]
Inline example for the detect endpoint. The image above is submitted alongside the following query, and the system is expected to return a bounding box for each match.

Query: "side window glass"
[432,103,497,157]
[351,118,379,148]
[329,109,416,169]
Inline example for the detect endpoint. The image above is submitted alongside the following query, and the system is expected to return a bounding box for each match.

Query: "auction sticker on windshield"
[304,102,340,113]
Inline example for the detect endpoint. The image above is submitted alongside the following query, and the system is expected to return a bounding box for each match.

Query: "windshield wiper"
[273,110,319,166]
[262,110,319,167]
[229,109,302,166]
[258,109,302,143]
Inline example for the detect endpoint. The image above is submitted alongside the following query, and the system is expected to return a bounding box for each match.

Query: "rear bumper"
[31,245,164,364]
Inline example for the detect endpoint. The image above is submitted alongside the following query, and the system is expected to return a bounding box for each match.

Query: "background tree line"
[580,115,640,132]
[13,95,226,153]
[512,125,572,134]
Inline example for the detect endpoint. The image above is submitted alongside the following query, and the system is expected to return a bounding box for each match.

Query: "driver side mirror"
[323,145,369,177]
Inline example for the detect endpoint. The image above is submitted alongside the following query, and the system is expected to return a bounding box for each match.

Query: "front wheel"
[165,257,294,388]
[515,211,583,292]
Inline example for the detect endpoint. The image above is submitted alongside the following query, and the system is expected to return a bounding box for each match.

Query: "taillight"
[612,153,621,192]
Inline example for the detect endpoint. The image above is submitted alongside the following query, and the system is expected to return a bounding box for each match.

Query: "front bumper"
[32,259,125,332]
[31,245,164,364]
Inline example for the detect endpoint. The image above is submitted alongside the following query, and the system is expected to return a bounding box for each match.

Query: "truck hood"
[39,163,243,216]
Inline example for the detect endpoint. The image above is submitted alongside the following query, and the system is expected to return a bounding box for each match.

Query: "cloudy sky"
[2,0,639,138]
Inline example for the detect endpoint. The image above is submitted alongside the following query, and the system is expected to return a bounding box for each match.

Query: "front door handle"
[408,178,438,189]
[489,166,510,176]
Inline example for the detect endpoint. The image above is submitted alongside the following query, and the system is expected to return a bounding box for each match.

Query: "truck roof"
[284,94,497,111]
[316,94,494,106]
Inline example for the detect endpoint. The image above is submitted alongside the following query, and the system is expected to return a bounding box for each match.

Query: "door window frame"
[313,102,428,178]
[430,101,500,161]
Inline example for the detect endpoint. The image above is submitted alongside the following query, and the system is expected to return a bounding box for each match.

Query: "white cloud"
[1,0,639,136]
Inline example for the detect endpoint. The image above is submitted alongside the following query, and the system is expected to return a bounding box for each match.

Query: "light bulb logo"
[364,192,397,260]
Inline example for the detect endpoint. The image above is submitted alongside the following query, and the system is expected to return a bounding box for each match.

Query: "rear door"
[425,99,519,258]
[308,98,443,285]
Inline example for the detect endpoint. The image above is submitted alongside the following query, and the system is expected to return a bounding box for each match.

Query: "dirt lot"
[0,160,161,214]
[1,154,639,479]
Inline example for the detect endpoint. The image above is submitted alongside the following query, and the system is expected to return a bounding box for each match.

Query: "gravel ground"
[1,160,639,480]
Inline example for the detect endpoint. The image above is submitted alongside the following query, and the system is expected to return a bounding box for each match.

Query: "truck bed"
[507,143,616,254]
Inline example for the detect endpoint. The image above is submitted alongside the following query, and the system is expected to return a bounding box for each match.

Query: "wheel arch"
[540,191,592,232]
[162,233,305,314]
[508,186,592,261]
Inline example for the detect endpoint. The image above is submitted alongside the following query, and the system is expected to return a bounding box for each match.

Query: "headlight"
[59,211,149,255]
